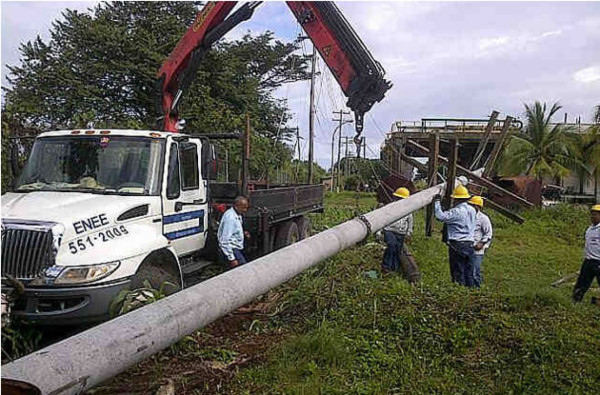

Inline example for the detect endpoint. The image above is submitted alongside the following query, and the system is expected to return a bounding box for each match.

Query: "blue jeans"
[448,240,476,287]
[219,248,247,268]
[472,254,484,287]
[382,231,405,272]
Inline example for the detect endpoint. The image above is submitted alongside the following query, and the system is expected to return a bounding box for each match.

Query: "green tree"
[2,1,311,188]
[499,101,574,181]
[566,128,600,195]
[567,105,600,196]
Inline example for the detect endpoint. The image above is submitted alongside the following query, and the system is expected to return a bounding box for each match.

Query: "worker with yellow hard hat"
[433,185,477,287]
[467,196,493,287]
[377,187,413,273]
[573,204,600,304]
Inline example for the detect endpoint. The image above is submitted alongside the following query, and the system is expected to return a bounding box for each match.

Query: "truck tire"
[130,255,182,296]
[274,220,299,250]
[296,216,311,240]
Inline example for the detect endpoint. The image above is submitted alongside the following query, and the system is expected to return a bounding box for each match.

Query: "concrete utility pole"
[1,185,446,395]
[225,149,229,183]
[295,126,302,183]
[331,110,351,191]
[308,45,316,185]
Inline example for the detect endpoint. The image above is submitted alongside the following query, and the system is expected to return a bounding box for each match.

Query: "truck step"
[181,259,215,275]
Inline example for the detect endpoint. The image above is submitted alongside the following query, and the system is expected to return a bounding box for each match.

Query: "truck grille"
[1,228,55,280]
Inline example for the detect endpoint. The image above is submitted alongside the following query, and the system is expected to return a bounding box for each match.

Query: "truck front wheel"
[130,254,182,296]
[274,220,299,250]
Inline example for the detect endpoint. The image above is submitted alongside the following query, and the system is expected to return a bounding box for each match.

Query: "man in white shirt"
[573,204,600,304]
[377,187,413,273]
[468,196,493,288]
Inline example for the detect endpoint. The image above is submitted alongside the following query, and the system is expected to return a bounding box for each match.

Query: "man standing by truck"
[573,204,600,304]
[218,196,250,269]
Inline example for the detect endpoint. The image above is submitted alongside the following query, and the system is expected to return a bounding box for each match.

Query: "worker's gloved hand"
[375,231,383,244]
[433,194,442,202]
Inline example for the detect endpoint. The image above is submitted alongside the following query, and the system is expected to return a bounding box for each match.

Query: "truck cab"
[1,128,324,325]
[1,129,209,324]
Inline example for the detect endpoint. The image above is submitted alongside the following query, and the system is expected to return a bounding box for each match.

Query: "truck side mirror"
[201,142,219,181]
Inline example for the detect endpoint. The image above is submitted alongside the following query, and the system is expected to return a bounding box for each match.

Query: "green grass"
[228,193,600,394]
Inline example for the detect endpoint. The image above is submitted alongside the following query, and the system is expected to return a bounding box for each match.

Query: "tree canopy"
[1,1,312,189]
[498,102,573,181]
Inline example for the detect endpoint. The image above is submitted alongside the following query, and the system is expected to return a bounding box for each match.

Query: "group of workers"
[380,185,600,304]
[218,188,599,305]
[379,185,493,288]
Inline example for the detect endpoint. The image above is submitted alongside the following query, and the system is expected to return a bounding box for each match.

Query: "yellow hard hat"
[393,187,410,199]
[468,195,484,208]
[450,184,471,199]
[592,204,600,212]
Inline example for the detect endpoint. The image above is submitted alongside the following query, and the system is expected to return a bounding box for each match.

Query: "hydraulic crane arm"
[157,1,392,144]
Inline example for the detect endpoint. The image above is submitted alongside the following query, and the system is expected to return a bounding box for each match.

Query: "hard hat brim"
[451,193,471,199]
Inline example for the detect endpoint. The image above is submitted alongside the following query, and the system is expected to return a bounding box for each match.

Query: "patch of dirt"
[86,291,290,394]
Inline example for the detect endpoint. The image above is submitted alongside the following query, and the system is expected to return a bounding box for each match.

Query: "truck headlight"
[39,262,120,285]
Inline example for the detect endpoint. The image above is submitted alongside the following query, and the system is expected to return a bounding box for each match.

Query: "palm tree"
[567,128,600,194]
[499,101,573,181]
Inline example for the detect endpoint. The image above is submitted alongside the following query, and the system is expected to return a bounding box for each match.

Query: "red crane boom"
[156,1,391,146]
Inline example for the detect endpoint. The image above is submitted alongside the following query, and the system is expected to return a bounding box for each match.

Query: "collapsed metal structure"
[382,111,535,227]
[2,185,445,395]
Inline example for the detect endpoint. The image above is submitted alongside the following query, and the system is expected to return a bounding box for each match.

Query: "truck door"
[162,138,208,256]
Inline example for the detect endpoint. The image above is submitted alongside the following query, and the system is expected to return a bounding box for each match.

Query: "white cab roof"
[38,129,186,139]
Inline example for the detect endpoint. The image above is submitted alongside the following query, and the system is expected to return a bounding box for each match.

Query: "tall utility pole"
[308,45,316,185]
[363,137,366,159]
[225,149,229,182]
[332,110,351,191]
[344,136,350,178]
[295,126,302,183]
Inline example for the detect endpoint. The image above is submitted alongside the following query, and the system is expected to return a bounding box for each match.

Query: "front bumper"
[2,278,131,325]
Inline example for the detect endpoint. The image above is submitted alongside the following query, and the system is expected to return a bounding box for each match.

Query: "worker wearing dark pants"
[573,205,600,303]
[377,187,413,273]
[434,185,477,287]
[383,232,405,272]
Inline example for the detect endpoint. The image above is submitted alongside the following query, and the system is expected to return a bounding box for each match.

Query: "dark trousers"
[219,248,247,268]
[448,240,476,287]
[573,259,600,302]
[383,231,405,272]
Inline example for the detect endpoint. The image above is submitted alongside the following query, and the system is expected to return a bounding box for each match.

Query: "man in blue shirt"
[218,196,250,269]
[434,185,477,287]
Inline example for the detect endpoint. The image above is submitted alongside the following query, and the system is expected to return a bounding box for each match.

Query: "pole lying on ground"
[1,185,445,395]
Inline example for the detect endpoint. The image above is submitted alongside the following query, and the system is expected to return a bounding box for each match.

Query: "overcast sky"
[2,1,600,167]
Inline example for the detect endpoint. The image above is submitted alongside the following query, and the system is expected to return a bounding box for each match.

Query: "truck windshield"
[16,136,165,195]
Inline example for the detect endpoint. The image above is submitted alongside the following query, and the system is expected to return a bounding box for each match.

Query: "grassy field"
[93,192,599,394]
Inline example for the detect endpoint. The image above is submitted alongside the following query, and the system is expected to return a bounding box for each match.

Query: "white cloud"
[3,1,600,168]
[573,66,600,83]
[478,36,510,51]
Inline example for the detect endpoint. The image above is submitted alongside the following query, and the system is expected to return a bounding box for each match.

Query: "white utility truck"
[1,129,323,324]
